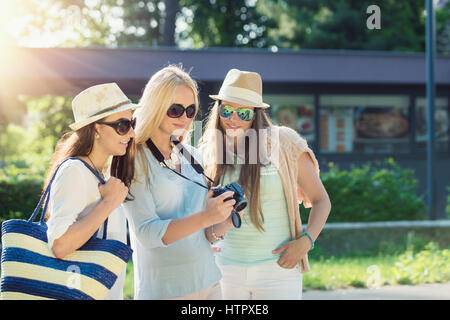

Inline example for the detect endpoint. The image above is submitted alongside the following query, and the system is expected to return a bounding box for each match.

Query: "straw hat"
[209,69,270,109]
[69,83,140,131]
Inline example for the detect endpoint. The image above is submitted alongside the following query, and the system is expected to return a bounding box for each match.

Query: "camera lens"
[231,211,241,228]
[234,200,247,212]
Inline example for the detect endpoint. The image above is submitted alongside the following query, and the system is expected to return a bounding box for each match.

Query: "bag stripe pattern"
[0,157,133,300]
[1,277,94,300]
[2,248,117,288]
[2,233,126,276]
[3,220,131,264]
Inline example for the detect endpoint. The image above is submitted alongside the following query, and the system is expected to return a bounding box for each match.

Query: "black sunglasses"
[97,118,136,136]
[167,104,196,118]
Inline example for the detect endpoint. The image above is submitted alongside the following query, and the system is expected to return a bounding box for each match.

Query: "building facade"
[1,47,449,219]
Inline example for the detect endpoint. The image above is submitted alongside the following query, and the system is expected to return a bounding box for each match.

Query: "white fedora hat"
[209,69,270,109]
[69,83,140,131]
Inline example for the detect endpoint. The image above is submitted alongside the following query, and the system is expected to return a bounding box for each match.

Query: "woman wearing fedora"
[45,83,139,299]
[199,69,331,300]
[122,65,235,300]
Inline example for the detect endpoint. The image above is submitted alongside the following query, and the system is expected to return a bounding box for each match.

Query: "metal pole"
[426,0,436,220]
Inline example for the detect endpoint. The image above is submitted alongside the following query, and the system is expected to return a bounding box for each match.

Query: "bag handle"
[29,157,109,240]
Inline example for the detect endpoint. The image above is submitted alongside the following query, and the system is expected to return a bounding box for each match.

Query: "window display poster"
[272,104,315,142]
[320,107,353,153]
[354,106,409,139]
[416,106,449,143]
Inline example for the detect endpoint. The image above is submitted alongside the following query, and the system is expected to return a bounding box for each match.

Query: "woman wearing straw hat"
[199,69,331,300]
[123,65,234,300]
[45,83,139,299]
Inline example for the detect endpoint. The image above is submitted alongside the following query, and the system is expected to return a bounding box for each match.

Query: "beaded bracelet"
[210,225,224,243]
[299,232,315,250]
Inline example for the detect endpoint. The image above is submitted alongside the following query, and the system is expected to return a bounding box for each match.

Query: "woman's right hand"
[98,177,129,210]
[203,189,236,226]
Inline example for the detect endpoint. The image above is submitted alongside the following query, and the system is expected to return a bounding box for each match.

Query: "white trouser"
[218,261,303,300]
[159,282,222,300]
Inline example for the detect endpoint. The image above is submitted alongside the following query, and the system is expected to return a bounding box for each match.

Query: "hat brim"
[209,95,270,109]
[69,102,141,131]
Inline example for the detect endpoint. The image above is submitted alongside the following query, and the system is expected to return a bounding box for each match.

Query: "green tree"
[3,0,108,47]
[258,0,428,52]
[3,0,176,47]
[24,95,73,146]
[0,96,74,171]
[0,124,27,167]
[115,0,167,47]
[5,0,447,52]
[436,0,450,53]
[178,0,276,48]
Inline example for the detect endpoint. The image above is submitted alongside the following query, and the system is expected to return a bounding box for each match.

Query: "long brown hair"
[43,124,96,191]
[43,121,136,214]
[199,101,272,232]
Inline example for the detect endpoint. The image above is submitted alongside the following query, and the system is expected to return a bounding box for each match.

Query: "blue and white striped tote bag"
[0,157,133,300]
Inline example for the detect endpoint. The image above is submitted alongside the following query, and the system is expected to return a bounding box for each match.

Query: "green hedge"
[0,165,44,223]
[300,158,426,223]
[1,158,427,224]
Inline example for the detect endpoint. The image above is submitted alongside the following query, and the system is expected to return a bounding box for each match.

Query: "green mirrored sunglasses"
[219,104,255,121]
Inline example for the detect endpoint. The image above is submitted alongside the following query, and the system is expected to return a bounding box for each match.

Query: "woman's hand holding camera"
[203,189,236,226]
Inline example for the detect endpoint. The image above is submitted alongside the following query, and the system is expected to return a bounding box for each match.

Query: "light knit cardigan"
[265,125,321,273]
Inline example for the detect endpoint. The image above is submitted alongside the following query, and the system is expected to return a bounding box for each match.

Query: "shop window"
[415,97,449,152]
[264,94,315,144]
[319,95,410,153]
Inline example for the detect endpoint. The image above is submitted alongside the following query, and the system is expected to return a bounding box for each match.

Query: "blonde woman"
[123,66,235,300]
[199,69,331,300]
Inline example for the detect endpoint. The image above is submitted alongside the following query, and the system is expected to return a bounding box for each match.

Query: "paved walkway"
[302,282,450,300]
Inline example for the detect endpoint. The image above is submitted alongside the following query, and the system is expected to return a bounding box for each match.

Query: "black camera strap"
[145,137,214,190]
[145,136,242,228]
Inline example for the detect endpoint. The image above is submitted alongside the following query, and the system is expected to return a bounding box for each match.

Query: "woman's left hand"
[272,236,312,269]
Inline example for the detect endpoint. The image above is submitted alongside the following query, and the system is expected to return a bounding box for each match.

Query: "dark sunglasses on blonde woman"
[97,118,136,136]
[167,104,196,118]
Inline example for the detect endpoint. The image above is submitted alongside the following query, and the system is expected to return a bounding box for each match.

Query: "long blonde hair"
[199,100,272,232]
[134,65,199,181]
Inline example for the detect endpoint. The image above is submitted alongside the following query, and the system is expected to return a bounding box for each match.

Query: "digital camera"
[212,182,247,228]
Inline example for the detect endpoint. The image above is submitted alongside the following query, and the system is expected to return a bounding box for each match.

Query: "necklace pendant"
[165,160,176,170]
[165,151,179,170]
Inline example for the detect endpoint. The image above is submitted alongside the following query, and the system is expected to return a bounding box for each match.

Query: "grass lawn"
[0,241,446,300]
[302,255,398,291]
[124,260,135,299]
[123,242,450,299]
[0,241,446,299]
